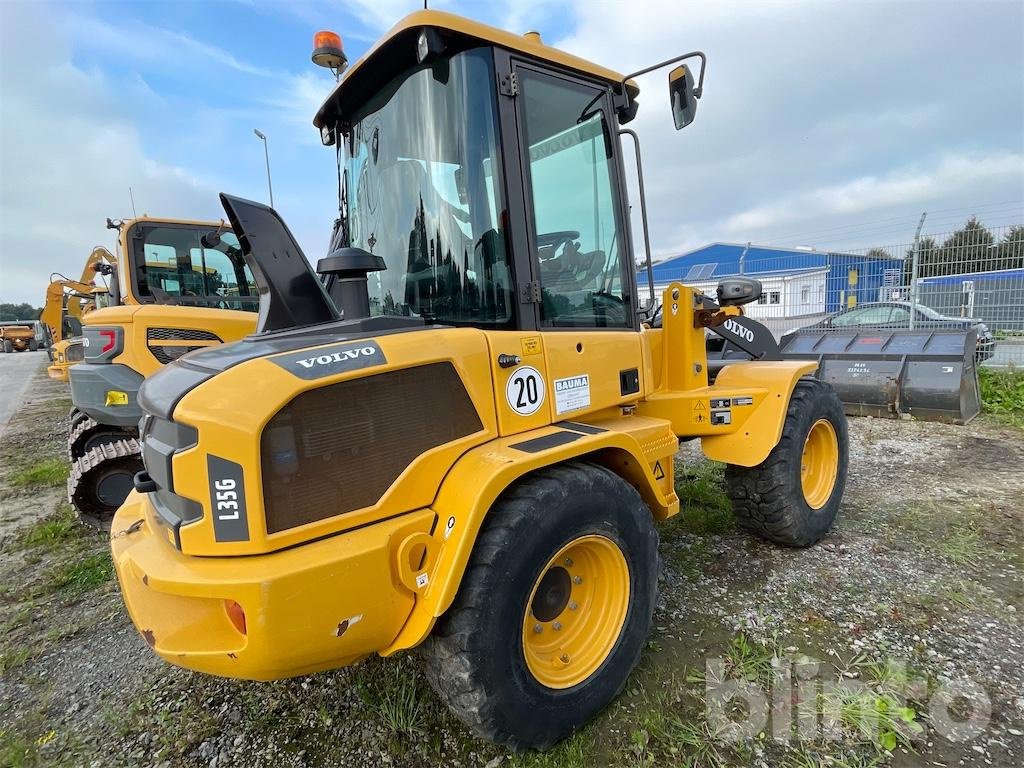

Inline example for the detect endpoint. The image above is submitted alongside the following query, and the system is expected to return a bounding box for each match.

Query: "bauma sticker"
[554,374,590,415]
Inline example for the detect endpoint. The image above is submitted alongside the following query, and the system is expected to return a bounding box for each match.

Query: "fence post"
[908,211,928,330]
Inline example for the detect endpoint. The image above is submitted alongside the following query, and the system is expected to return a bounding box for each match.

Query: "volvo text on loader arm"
[67,216,259,527]
[110,11,849,749]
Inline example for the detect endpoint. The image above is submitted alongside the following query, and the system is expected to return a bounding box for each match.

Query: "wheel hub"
[801,418,839,510]
[531,566,571,622]
[521,535,630,689]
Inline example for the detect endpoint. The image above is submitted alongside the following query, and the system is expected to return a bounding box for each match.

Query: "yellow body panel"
[112,491,434,680]
[112,284,818,679]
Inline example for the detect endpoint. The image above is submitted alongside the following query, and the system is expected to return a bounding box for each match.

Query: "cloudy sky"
[1,0,1022,305]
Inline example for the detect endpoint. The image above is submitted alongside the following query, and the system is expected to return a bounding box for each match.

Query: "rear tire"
[421,461,659,749]
[29,339,38,352]
[3,341,12,354]
[725,378,847,547]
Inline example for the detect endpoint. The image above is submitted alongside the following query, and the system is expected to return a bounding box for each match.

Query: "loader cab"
[315,14,665,334]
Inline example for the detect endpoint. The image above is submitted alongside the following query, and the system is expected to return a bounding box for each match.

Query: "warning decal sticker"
[554,374,591,415]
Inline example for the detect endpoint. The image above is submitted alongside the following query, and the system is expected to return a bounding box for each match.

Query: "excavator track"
[67,416,133,461]
[68,438,143,530]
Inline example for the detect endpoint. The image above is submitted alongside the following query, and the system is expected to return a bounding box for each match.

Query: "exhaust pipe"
[317,247,386,321]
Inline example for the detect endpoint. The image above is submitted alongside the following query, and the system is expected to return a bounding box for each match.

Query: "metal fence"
[659,223,1024,366]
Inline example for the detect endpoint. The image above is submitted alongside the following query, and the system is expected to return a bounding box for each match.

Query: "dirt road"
[0,372,1021,768]
[0,349,46,438]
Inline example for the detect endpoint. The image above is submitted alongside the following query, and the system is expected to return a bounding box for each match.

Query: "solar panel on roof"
[684,263,716,281]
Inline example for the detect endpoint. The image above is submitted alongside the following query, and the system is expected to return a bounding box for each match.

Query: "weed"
[978,366,1024,427]
[19,505,79,551]
[509,728,593,768]
[45,551,114,594]
[0,646,33,674]
[9,458,68,489]
[672,460,733,535]
[355,660,426,739]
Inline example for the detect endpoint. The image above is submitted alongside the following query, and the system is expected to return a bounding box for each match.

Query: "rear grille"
[147,328,222,342]
[260,362,482,533]
[148,345,206,364]
[147,328,222,365]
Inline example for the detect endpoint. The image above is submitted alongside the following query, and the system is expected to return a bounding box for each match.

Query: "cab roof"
[314,10,639,131]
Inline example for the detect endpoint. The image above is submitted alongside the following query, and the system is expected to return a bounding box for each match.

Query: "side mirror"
[717,277,762,307]
[669,65,697,130]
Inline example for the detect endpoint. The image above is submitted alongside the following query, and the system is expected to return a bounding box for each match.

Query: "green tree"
[0,303,42,322]
[902,236,940,285]
[935,216,995,276]
[996,225,1024,271]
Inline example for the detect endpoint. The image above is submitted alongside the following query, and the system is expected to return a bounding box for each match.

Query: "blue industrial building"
[641,243,905,313]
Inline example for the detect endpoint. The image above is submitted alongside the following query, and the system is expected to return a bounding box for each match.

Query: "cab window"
[519,70,630,328]
[131,225,258,311]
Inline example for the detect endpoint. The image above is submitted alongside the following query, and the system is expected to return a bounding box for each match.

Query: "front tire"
[422,461,658,749]
[725,378,847,547]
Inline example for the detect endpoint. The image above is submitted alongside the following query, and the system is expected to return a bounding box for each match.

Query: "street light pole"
[253,128,274,209]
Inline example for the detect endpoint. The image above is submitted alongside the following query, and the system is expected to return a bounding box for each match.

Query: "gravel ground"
[0,371,1021,768]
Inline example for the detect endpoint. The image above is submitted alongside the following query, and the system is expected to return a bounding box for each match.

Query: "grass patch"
[673,460,733,535]
[19,505,79,552]
[354,658,427,739]
[44,551,114,594]
[978,366,1024,427]
[0,646,34,674]
[9,458,68,489]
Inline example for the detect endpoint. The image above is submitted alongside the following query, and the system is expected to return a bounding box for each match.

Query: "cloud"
[724,152,1024,231]
[0,4,228,305]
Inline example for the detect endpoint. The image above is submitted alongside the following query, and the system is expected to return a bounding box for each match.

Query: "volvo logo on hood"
[270,340,386,379]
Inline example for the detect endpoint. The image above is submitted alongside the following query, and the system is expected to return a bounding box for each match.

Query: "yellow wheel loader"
[110,11,848,749]
[42,248,115,383]
[68,217,259,527]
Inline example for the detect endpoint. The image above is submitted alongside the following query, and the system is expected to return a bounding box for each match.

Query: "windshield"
[129,224,258,312]
[344,48,511,325]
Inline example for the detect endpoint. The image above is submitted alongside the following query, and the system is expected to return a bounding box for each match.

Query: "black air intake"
[260,362,482,533]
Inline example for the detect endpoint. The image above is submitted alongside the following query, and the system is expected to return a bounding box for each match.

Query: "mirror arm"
[621,51,706,99]
[619,128,656,315]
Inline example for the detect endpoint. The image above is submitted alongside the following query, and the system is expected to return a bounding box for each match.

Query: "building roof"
[642,242,898,283]
[918,268,1024,285]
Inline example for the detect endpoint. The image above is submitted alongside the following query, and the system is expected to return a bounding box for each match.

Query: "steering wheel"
[537,230,580,253]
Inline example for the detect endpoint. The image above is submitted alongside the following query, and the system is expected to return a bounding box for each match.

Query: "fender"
[699,360,818,466]
[382,420,678,655]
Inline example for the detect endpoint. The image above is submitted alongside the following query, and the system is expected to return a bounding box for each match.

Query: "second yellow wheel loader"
[110,11,849,749]
[67,217,259,526]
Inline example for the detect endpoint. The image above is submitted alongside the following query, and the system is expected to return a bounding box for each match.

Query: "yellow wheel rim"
[801,418,839,509]
[521,535,630,689]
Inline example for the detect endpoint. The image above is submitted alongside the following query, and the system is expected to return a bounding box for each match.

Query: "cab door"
[511,63,643,421]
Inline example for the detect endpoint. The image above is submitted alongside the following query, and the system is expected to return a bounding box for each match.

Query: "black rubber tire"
[421,461,659,749]
[68,438,142,530]
[725,378,847,547]
[3,341,12,354]
[29,339,38,352]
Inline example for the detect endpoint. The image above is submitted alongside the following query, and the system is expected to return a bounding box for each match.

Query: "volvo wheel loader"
[68,216,259,527]
[110,11,849,749]
[42,249,115,383]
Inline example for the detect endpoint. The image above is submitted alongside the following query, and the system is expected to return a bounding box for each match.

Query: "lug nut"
[553,621,562,631]
[533,624,543,634]
[560,653,571,664]
[569,601,578,611]
[573,575,583,585]
[564,558,574,567]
